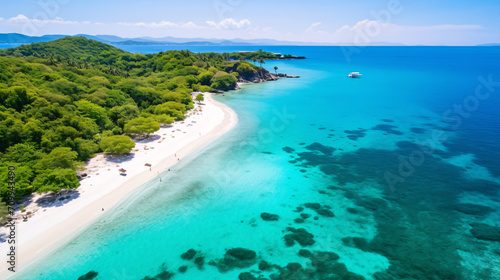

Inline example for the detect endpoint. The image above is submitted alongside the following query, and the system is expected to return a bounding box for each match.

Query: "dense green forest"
[0,37,267,208]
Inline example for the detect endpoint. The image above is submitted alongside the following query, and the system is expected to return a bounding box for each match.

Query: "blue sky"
[1,0,499,45]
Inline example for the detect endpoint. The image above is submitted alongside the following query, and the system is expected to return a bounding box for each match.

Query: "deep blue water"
[10,46,500,280]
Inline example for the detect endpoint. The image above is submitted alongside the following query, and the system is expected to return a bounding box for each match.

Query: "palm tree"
[252,58,257,65]
[258,58,265,67]
[274,66,278,75]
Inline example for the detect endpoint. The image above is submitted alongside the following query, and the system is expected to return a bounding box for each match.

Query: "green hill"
[0,36,126,60]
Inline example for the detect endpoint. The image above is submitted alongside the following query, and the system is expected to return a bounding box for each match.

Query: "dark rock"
[141,269,174,280]
[178,266,188,273]
[181,249,197,260]
[234,65,277,84]
[313,216,319,220]
[212,247,257,272]
[295,206,304,212]
[261,212,280,221]
[194,256,205,269]
[78,271,98,280]
[284,227,315,247]
[356,198,387,211]
[286,262,302,271]
[315,208,334,217]
[300,213,311,219]
[305,142,336,156]
[410,127,425,134]
[342,237,369,251]
[344,129,367,140]
[238,272,256,280]
[494,249,500,256]
[347,207,358,214]
[304,203,321,210]
[259,260,270,271]
[454,203,494,216]
[470,223,500,241]
[283,146,295,153]
[300,169,307,173]
[227,248,257,260]
[372,124,403,135]
[298,249,312,258]
[294,218,304,223]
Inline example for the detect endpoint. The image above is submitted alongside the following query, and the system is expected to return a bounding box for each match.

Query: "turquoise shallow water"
[9,46,500,279]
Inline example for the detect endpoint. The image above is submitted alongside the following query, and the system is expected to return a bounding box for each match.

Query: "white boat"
[347,72,362,78]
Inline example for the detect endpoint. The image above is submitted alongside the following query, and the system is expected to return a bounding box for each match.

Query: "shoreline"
[0,93,238,277]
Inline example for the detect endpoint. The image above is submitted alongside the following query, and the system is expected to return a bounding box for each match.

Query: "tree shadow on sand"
[135,134,161,144]
[35,189,81,208]
[0,233,8,243]
[105,153,136,164]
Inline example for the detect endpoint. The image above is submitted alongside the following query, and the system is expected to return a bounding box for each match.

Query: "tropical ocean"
[7,45,500,279]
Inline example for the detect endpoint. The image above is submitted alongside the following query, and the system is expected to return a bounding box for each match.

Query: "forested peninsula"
[0,37,287,216]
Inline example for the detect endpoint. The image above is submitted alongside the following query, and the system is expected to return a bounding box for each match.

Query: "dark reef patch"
[284,227,315,247]
[453,203,494,216]
[181,249,197,260]
[140,267,175,280]
[290,140,500,279]
[300,213,311,219]
[372,124,403,135]
[303,203,321,210]
[261,212,280,221]
[194,256,205,269]
[410,127,426,134]
[78,271,98,280]
[305,142,336,156]
[344,129,367,141]
[282,146,295,153]
[381,119,394,123]
[470,223,500,242]
[210,247,257,273]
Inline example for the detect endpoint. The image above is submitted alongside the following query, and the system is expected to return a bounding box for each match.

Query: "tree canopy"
[196,93,204,103]
[124,117,160,137]
[0,37,271,202]
[100,135,135,154]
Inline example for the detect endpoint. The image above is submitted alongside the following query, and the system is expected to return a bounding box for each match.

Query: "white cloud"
[5,14,78,25]
[205,18,251,29]
[305,21,323,33]
[118,20,178,28]
[309,22,321,28]
[329,19,486,45]
[182,22,199,29]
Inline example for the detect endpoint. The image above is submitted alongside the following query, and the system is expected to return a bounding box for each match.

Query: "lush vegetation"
[0,37,266,204]
[222,50,279,61]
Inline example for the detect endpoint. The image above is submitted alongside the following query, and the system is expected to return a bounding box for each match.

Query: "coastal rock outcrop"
[225,62,278,86]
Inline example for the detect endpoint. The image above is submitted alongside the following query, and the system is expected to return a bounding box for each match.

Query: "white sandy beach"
[0,93,237,276]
